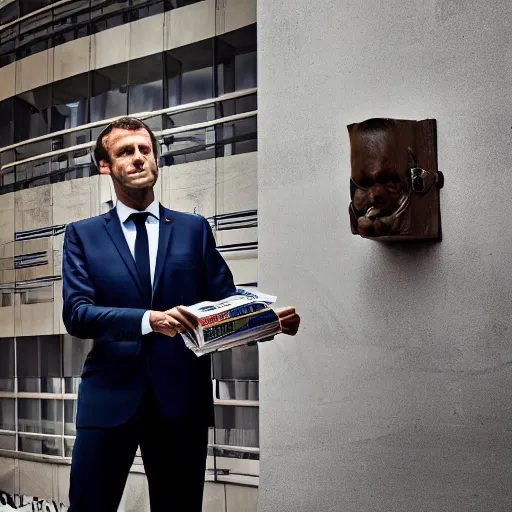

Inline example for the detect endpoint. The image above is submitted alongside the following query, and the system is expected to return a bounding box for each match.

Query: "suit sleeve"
[202,217,237,301]
[62,223,147,340]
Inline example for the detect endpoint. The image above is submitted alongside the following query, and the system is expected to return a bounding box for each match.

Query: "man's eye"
[357,179,373,188]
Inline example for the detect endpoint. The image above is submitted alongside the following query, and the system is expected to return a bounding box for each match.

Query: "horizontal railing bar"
[0,88,257,154]
[157,111,256,138]
[1,111,257,171]
[0,392,77,400]
[0,448,72,464]
[18,431,63,439]
[209,444,260,454]
[214,399,259,407]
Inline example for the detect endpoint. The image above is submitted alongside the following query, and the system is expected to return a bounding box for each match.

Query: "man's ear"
[99,160,111,175]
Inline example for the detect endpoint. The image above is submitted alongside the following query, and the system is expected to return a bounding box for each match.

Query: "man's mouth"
[365,206,381,219]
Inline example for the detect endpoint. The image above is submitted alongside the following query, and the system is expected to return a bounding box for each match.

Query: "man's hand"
[277,306,300,336]
[149,306,198,337]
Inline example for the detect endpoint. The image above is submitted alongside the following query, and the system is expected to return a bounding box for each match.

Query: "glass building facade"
[0,0,259,508]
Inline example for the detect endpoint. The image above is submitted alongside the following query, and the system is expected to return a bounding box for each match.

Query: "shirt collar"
[117,198,160,224]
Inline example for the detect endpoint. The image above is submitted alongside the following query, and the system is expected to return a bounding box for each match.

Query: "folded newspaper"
[180,288,281,356]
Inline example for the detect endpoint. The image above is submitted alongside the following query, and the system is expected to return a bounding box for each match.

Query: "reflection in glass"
[13,86,51,142]
[216,380,259,401]
[216,25,257,95]
[51,74,89,131]
[52,0,90,45]
[212,344,259,380]
[0,335,14,391]
[0,398,15,431]
[64,437,75,457]
[167,40,214,107]
[63,335,92,380]
[213,405,259,448]
[0,98,13,147]
[0,337,14,379]
[0,434,15,451]
[18,399,63,435]
[18,436,63,457]
[64,400,77,436]
[235,52,257,91]
[91,63,128,122]
[17,335,62,393]
[129,54,163,114]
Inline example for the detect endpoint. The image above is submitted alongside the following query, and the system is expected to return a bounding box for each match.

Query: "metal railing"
[0,87,258,175]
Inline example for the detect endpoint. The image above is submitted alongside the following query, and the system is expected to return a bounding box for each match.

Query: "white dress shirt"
[116,199,160,335]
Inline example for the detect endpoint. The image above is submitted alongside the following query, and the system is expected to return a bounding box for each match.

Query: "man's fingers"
[276,306,295,318]
[167,310,195,334]
[279,313,300,325]
[279,312,300,336]
[176,306,199,327]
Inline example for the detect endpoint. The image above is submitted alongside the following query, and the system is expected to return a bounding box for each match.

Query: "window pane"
[213,405,258,448]
[216,25,257,95]
[64,437,75,457]
[0,2,19,24]
[13,86,51,142]
[167,0,202,8]
[166,39,214,107]
[129,54,163,113]
[19,0,52,18]
[18,398,63,435]
[91,63,128,122]
[51,73,90,131]
[53,0,90,34]
[131,0,164,21]
[216,117,257,157]
[0,337,14,392]
[64,400,76,435]
[216,380,259,401]
[19,435,63,457]
[0,434,15,450]
[17,336,39,379]
[40,335,61,378]
[0,398,15,431]
[20,285,53,305]
[63,335,92,393]
[0,98,13,147]
[235,52,257,91]
[17,11,51,59]
[212,344,258,380]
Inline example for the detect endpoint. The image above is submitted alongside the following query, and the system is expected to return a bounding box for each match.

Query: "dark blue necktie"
[129,212,152,306]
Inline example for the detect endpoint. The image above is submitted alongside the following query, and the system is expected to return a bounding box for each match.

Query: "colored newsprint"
[180,288,281,356]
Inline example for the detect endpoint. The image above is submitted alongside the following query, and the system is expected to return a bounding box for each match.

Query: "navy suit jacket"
[62,204,236,429]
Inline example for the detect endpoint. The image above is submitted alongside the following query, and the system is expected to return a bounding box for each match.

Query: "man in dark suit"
[62,117,300,512]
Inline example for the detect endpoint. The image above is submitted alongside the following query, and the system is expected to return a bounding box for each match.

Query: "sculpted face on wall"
[347,118,443,240]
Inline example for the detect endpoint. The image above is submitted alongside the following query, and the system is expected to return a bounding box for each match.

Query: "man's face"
[350,128,407,218]
[99,128,158,189]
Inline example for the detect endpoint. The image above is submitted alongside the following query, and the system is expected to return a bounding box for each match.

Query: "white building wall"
[257,1,512,511]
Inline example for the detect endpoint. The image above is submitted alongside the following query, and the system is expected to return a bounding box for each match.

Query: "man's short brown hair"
[93,117,160,166]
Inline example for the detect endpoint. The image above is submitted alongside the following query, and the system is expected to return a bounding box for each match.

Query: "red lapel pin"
[165,218,172,223]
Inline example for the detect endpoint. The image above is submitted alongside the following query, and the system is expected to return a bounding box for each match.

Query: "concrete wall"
[257,1,512,511]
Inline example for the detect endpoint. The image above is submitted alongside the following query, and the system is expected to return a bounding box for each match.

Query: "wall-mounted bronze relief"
[347,118,443,240]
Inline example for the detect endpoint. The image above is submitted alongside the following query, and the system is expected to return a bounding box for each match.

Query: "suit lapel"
[104,208,146,301]
[153,204,174,295]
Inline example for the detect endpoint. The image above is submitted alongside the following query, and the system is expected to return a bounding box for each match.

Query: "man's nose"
[132,148,144,164]
[369,184,386,204]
